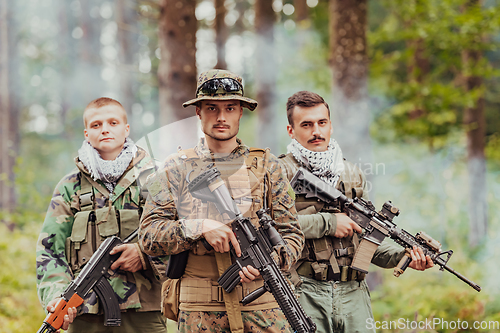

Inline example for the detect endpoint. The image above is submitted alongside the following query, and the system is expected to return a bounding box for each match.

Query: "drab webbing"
[215,252,244,333]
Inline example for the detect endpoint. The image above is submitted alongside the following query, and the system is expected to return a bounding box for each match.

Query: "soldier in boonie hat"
[182,69,258,111]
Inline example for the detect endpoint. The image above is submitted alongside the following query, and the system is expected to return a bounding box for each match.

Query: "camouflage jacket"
[279,152,404,269]
[36,147,166,314]
[139,138,304,272]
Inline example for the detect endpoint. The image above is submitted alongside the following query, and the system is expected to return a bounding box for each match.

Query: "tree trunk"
[214,0,227,69]
[328,0,371,166]
[329,0,371,163]
[116,0,140,137]
[58,1,76,139]
[255,0,278,152]
[295,0,309,22]
[79,0,105,104]
[462,1,487,247]
[0,0,19,215]
[158,0,197,125]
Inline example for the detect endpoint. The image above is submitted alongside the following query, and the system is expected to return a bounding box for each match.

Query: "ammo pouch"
[66,206,141,273]
[161,278,181,321]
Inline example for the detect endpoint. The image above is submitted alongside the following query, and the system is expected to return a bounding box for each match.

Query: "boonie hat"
[182,69,258,111]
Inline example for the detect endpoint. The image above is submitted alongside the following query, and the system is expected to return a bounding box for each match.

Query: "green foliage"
[369,141,500,332]
[370,267,497,332]
[369,0,500,149]
[0,223,46,333]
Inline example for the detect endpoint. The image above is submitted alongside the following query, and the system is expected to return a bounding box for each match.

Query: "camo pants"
[67,311,167,333]
[296,276,375,333]
[177,308,293,333]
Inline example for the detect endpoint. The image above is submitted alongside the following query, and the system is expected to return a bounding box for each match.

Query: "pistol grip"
[394,251,412,277]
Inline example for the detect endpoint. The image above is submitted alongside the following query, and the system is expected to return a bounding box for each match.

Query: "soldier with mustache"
[278,91,433,333]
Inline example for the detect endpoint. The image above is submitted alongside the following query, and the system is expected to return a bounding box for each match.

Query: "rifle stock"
[290,167,481,292]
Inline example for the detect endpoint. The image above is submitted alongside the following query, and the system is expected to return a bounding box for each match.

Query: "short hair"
[286,91,330,127]
[83,97,127,127]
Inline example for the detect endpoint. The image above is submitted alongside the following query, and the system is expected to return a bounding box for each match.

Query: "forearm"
[297,212,337,239]
[139,208,202,256]
[269,158,304,270]
[371,241,405,268]
[36,185,77,308]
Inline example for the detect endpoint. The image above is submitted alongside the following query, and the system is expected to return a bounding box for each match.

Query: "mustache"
[308,135,325,143]
[213,124,230,129]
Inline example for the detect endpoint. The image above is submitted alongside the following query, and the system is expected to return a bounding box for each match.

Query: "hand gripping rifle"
[290,167,481,292]
[36,229,139,333]
[187,165,316,333]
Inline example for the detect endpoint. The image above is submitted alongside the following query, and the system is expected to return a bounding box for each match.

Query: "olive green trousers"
[296,276,375,333]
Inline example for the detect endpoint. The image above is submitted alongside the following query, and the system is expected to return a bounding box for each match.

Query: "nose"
[216,110,226,122]
[101,122,110,133]
[311,123,320,135]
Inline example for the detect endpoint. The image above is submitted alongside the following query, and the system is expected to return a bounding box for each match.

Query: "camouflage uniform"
[36,147,167,333]
[139,138,304,333]
[279,153,405,333]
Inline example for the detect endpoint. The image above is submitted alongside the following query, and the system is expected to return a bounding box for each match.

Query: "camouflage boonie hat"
[182,69,258,111]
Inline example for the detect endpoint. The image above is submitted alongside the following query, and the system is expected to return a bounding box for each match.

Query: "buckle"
[334,248,349,257]
[211,285,224,302]
[80,192,93,209]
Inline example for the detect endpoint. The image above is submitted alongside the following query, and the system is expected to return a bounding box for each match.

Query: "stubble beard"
[204,119,240,142]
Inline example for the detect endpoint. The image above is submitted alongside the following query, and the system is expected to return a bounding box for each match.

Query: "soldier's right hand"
[46,297,77,332]
[331,213,362,238]
[202,219,242,257]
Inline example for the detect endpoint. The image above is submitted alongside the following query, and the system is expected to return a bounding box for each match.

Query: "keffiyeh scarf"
[78,137,137,193]
[287,138,345,186]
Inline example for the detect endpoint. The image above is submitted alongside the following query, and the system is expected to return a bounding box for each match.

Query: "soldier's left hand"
[239,265,261,283]
[110,244,144,272]
[408,246,434,271]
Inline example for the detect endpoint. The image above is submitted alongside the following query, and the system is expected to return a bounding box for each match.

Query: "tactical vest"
[176,147,278,314]
[65,167,149,274]
[279,153,366,285]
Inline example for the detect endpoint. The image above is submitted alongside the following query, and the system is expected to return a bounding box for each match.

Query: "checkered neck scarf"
[78,137,137,193]
[287,138,345,186]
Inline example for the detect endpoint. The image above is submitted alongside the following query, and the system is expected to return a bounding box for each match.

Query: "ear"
[287,124,295,139]
[125,124,130,138]
[84,129,89,140]
[195,107,201,119]
[239,106,243,119]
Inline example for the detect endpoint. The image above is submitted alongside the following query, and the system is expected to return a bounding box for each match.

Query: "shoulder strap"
[79,174,95,211]
[246,147,273,216]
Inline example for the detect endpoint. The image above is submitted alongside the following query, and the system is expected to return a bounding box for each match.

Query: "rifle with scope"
[290,167,481,292]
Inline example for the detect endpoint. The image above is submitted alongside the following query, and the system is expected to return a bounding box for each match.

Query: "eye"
[227,107,234,111]
[92,123,100,128]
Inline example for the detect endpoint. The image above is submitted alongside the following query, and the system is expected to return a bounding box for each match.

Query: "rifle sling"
[215,252,244,333]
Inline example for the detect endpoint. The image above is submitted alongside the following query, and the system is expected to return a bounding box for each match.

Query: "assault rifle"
[290,167,481,292]
[187,165,316,333]
[36,229,139,333]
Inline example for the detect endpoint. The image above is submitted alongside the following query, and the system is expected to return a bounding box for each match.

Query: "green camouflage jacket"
[139,138,304,272]
[36,147,166,315]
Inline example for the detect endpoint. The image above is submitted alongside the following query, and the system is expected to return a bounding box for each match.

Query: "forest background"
[1,0,500,332]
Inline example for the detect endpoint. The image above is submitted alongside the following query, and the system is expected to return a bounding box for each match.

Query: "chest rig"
[176,147,278,326]
[65,168,147,274]
[280,153,366,285]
